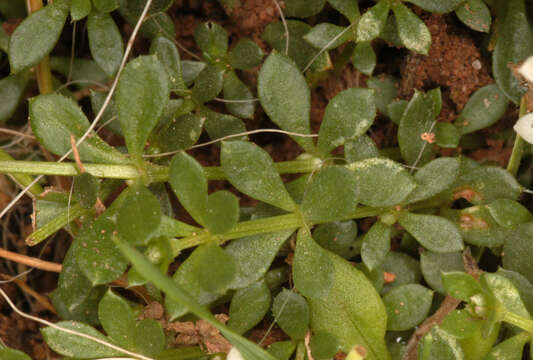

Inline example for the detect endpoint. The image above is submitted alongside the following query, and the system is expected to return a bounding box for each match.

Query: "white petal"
[514,113,533,144]
[519,56,533,83]
[227,347,245,360]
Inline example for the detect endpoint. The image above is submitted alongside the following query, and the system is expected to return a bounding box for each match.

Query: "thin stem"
[0,149,43,196]
[502,310,533,333]
[28,0,53,95]
[0,248,61,272]
[507,96,527,176]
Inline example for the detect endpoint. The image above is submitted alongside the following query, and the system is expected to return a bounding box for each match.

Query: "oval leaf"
[0,73,28,123]
[455,0,491,33]
[223,71,255,119]
[191,241,236,294]
[420,251,464,294]
[392,3,431,55]
[150,36,186,92]
[87,11,123,77]
[205,190,239,234]
[405,0,463,13]
[362,221,391,271]
[228,38,264,70]
[357,0,390,42]
[384,284,433,331]
[228,280,271,334]
[98,290,135,347]
[272,289,310,340]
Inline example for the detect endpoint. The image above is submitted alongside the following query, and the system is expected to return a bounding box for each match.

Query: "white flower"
[227,347,245,360]
[519,56,533,83]
[514,113,533,144]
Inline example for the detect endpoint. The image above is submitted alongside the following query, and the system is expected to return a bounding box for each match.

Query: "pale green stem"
[502,310,533,333]
[0,150,43,196]
[507,96,527,176]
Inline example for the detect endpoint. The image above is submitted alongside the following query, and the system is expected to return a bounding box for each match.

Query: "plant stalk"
[27,0,54,95]
[502,310,533,333]
[507,96,527,176]
[0,150,43,196]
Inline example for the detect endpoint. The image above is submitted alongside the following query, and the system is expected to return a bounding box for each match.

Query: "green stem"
[0,150,43,196]
[28,0,53,95]
[295,341,306,360]
[507,96,527,176]
[502,310,533,333]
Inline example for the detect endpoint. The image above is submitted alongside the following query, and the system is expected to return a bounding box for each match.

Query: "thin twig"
[409,120,437,174]
[0,248,62,272]
[0,273,56,313]
[272,0,289,56]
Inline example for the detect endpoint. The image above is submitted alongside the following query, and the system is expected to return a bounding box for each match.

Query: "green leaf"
[8,0,69,73]
[71,0,91,20]
[92,0,119,12]
[300,166,359,224]
[0,25,8,54]
[228,38,264,70]
[418,326,465,360]
[258,52,315,154]
[387,100,408,125]
[405,157,461,204]
[420,251,464,294]
[272,289,310,340]
[157,113,205,153]
[293,229,335,299]
[327,0,360,22]
[192,64,225,103]
[283,0,326,17]
[440,310,483,339]
[481,273,531,318]
[405,0,463,13]
[117,55,169,159]
[441,272,482,301]
[310,332,339,359]
[384,284,433,331]
[221,140,297,211]
[381,14,403,47]
[203,109,247,141]
[362,221,391,271]
[182,60,206,85]
[169,152,207,225]
[116,183,162,245]
[487,199,533,229]
[497,268,533,316]
[87,11,123,77]
[191,241,236,293]
[29,93,125,164]
[42,321,120,358]
[398,212,464,253]
[51,56,108,86]
[76,215,128,286]
[73,173,99,209]
[503,223,533,285]
[304,23,353,50]
[267,341,296,360]
[90,90,121,135]
[435,123,460,148]
[392,3,431,55]
[484,332,529,360]
[317,88,376,156]
[493,0,532,104]
[451,205,512,247]
[367,75,399,117]
[194,21,228,60]
[228,280,271,334]
[223,71,255,119]
[132,319,165,357]
[455,0,491,33]
[225,230,295,290]
[349,158,416,207]
[345,135,380,163]
[357,0,391,42]
[262,22,330,73]
[98,289,135,347]
[205,190,239,234]
[454,84,508,135]
[398,90,437,166]
[0,72,28,123]
[381,252,421,294]
[150,36,186,92]
[352,42,376,76]
[308,251,390,359]
[0,348,31,360]
[313,220,358,258]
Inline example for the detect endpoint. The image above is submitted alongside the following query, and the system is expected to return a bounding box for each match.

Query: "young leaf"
[98,290,135,348]
[349,158,416,207]
[29,93,125,164]
[223,71,255,119]
[116,55,169,159]
[420,251,464,294]
[357,0,391,42]
[381,252,422,294]
[157,113,205,152]
[225,230,295,290]
[486,199,533,229]
[418,326,465,360]
[71,0,91,20]
[484,332,529,360]
[9,0,69,73]
[481,273,532,318]
[293,229,335,299]
[190,241,236,293]
[317,87,376,156]
[387,100,408,125]
[300,166,359,224]
[0,73,28,123]
[304,23,353,50]
[205,190,239,234]
[441,272,482,301]
[440,309,483,339]
[272,289,310,340]
[258,52,315,154]
[497,268,533,315]
[455,0,491,33]
[392,3,431,55]
[194,21,228,60]
[42,321,121,358]
[503,223,533,286]
[404,0,463,13]
[362,221,391,272]
[454,84,508,135]
[267,341,296,360]
[87,11,123,77]
[182,60,206,85]
[493,0,532,104]
[367,74,398,117]
[228,280,271,334]
[435,123,460,148]
[168,152,207,225]
[150,36,186,92]
[192,64,225,103]
[73,173,99,209]
[221,140,297,212]
[352,42,376,76]
[405,157,461,204]
[313,220,358,258]
[383,284,433,331]
[308,251,390,359]
[228,38,264,70]
[203,110,247,141]
[398,212,464,253]
[116,183,162,245]
[283,0,326,18]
